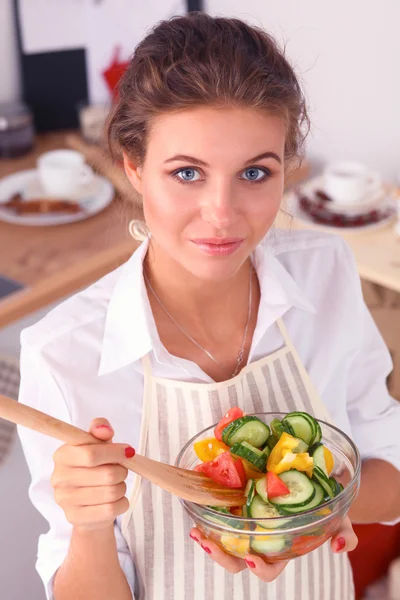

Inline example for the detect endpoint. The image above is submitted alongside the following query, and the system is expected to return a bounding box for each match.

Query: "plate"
[0,169,114,226]
[298,175,387,215]
[286,190,396,234]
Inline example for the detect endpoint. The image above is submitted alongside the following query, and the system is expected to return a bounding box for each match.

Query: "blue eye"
[175,168,201,183]
[241,167,270,182]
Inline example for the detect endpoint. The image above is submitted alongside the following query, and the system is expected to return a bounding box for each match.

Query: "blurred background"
[0,1,399,599]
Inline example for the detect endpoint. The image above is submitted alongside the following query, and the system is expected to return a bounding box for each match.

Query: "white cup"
[37,150,93,198]
[323,161,381,205]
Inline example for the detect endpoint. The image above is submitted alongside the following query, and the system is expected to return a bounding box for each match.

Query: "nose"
[200,180,237,228]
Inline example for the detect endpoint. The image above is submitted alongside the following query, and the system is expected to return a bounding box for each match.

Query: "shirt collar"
[98,238,153,376]
[253,241,316,314]
[98,237,315,376]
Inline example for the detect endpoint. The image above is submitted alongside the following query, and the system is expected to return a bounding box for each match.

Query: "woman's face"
[124,106,286,281]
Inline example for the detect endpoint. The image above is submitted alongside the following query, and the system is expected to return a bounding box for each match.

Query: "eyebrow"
[164,151,282,167]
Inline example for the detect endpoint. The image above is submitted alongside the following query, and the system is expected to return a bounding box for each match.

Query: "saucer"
[298,175,387,215]
[286,186,396,233]
[0,169,114,226]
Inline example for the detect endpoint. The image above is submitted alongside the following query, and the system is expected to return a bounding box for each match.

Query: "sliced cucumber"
[282,412,316,445]
[313,420,322,444]
[267,435,277,451]
[255,476,269,503]
[269,470,315,507]
[261,445,271,459]
[208,506,230,513]
[270,419,284,440]
[244,479,256,516]
[313,466,334,499]
[206,508,244,530]
[222,416,270,448]
[271,418,296,439]
[250,495,289,529]
[329,477,342,497]
[250,496,282,519]
[230,441,267,472]
[309,443,327,476]
[278,481,325,514]
[292,438,309,453]
[251,533,286,554]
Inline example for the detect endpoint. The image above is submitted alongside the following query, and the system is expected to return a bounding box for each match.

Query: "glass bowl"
[175,412,361,562]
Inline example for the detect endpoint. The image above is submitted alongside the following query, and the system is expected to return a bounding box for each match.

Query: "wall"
[2,0,400,179]
[206,1,400,181]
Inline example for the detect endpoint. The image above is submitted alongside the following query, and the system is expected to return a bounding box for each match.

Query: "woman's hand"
[51,418,134,531]
[189,526,289,582]
[189,516,357,580]
[330,516,358,552]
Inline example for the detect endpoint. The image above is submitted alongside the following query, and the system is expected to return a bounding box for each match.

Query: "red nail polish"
[189,532,199,542]
[245,559,256,569]
[336,537,346,551]
[124,446,135,458]
[201,544,212,554]
[96,424,112,430]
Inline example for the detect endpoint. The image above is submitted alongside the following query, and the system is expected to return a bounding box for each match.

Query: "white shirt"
[17,229,400,600]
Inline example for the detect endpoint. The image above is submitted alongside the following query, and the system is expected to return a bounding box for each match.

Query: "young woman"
[18,12,400,600]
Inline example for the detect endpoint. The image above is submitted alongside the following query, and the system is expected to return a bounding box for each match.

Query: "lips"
[190,238,244,256]
[192,237,243,245]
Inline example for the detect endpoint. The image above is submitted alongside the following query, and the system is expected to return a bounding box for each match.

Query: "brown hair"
[108,12,309,170]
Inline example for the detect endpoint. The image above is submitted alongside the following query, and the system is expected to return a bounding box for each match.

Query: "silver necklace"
[144,265,253,378]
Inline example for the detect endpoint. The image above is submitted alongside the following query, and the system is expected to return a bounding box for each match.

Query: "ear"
[123,153,143,194]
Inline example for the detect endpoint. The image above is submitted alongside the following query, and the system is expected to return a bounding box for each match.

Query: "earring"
[128,220,149,241]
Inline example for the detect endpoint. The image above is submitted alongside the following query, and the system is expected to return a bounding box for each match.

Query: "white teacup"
[323,161,381,205]
[37,150,93,198]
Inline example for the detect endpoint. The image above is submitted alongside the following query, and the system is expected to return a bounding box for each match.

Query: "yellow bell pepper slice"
[323,446,334,475]
[220,534,250,556]
[274,451,314,475]
[267,432,314,475]
[194,437,229,462]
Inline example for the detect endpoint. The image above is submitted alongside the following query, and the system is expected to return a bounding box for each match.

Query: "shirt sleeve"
[17,338,135,599]
[341,242,400,525]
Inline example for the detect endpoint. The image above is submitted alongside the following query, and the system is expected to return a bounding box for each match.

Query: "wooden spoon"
[0,394,245,507]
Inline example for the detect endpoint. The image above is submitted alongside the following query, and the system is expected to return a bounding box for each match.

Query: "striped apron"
[121,318,354,600]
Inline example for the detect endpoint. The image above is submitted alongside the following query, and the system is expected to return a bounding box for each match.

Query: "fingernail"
[124,446,135,458]
[96,424,112,430]
[201,544,212,554]
[336,537,346,551]
[189,532,199,542]
[245,559,256,568]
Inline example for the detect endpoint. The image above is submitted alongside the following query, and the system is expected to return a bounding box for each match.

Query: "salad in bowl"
[175,409,360,561]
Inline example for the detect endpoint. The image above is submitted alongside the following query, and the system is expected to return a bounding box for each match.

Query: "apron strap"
[276,317,296,351]
[142,352,153,379]
[276,317,334,422]
[121,351,154,538]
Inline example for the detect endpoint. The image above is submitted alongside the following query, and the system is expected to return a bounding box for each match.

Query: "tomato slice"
[194,463,207,473]
[233,457,247,488]
[266,472,290,498]
[200,451,245,488]
[214,407,244,442]
[230,506,243,516]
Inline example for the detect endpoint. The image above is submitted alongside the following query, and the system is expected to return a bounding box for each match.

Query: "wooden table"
[0,132,138,328]
[276,199,400,294]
